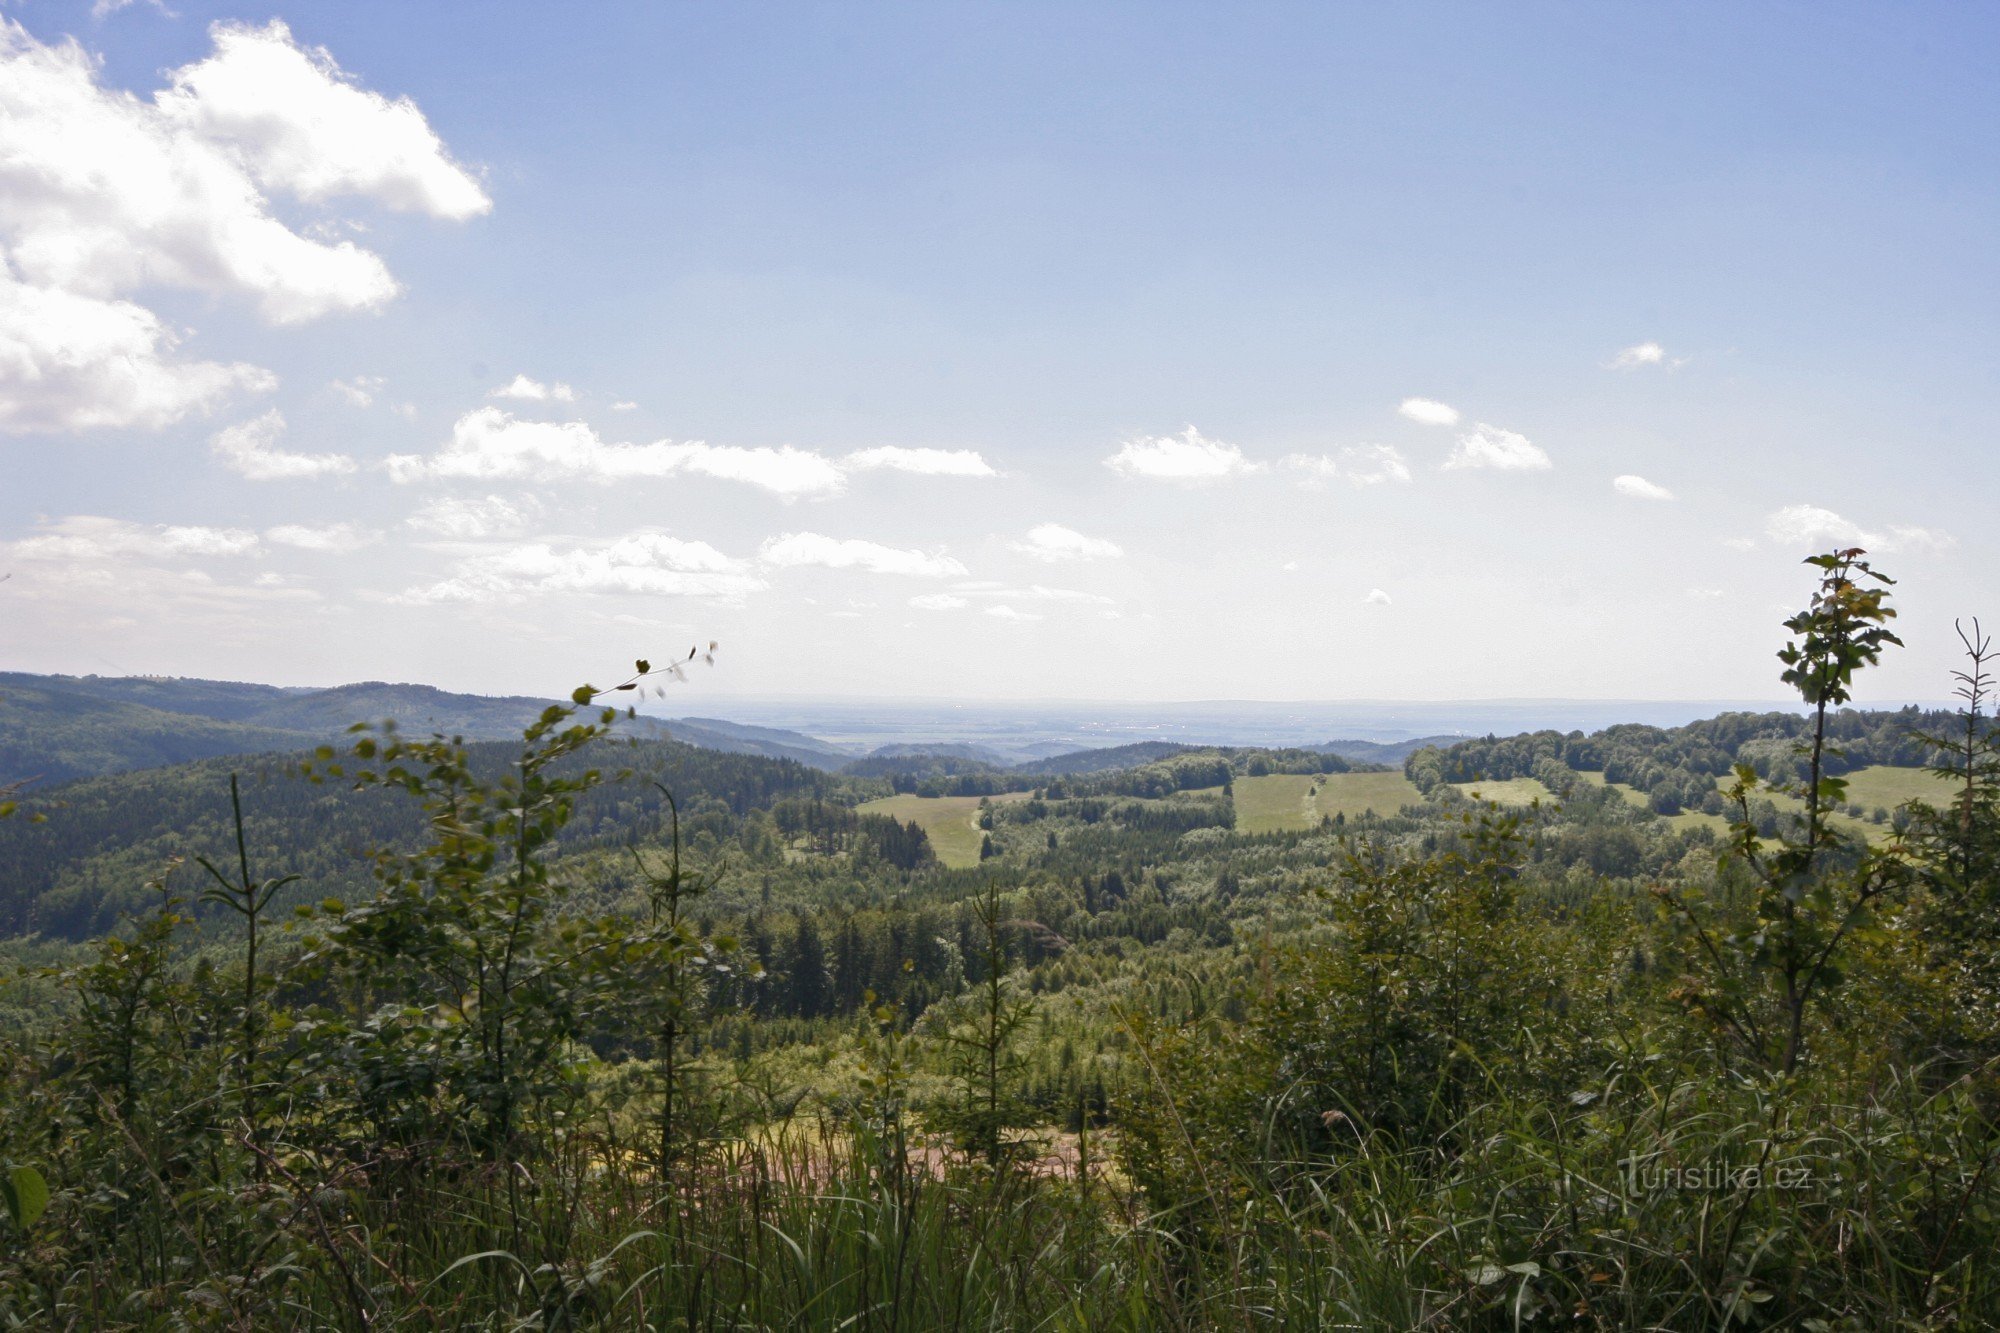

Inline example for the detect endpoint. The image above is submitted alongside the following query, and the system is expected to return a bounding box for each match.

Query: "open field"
[1233,771,1426,834]
[1841,764,1958,811]
[1450,777,1556,807]
[1573,764,1952,842]
[857,791,1030,868]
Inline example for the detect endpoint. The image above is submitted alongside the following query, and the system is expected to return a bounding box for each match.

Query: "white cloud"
[264,522,376,553]
[985,605,1042,622]
[1687,588,1726,601]
[0,19,485,433]
[212,410,357,480]
[0,269,276,432]
[1281,453,1343,483]
[393,409,849,498]
[490,374,575,403]
[843,446,997,477]
[1398,397,1460,427]
[329,375,383,407]
[1343,444,1413,486]
[1762,504,1955,554]
[1607,341,1687,371]
[1104,426,1262,481]
[1612,474,1674,500]
[1763,504,1867,549]
[1012,523,1123,562]
[396,411,1003,499]
[406,494,537,541]
[910,593,970,611]
[610,400,639,412]
[1443,424,1553,472]
[7,515,261,561]
[394,532,760,605]
[760,532,966,578]
[1363,588,1392,606]
[156,20,489,222]
[1281,444,1412,487]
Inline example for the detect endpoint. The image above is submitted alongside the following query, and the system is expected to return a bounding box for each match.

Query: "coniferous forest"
[1,548,1997,1329]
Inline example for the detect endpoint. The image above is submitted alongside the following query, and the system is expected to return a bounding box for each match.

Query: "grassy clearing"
[1234,771,1426,833]
[857,791,1030,867]
[1450,776,1554,807]
[1842,763,1959,810]
[1575,764,1951,842]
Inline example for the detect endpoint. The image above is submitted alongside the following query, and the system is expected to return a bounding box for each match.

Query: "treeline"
[1407,705,1950,813]
[768,798,936,869]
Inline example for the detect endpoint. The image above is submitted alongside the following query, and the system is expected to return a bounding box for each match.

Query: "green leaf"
[2,1165,49,1228]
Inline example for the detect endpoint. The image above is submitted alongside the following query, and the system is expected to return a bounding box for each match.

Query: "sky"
[1,1,1995,706]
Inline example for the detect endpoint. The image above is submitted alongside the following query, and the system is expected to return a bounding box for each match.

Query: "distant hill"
[1012,741,1195,776]
[0,679,312,787]
[0,672,859,788]
[0,736,830,940]
[1308,736,1464,767]
[0,672,564,742]
[655,717,857,770]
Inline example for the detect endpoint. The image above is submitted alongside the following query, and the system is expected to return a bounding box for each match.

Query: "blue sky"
[2,1,1993,703]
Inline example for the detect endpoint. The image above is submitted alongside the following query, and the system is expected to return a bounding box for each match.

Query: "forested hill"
[0,678,312,786]
[0,735,832,940]
[0,671,850,785]
[1406,706,1952,814]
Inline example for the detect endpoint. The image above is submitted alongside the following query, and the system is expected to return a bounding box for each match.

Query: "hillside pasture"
[1233,771,1426,834]
[1450,776,1555,808]
[856,791,1030,868]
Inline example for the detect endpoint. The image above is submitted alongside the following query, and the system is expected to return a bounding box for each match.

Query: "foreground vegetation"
[2,550,1998,1330]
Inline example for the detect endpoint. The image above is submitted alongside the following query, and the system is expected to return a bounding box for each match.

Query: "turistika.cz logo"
[1622,1159,1815,1194]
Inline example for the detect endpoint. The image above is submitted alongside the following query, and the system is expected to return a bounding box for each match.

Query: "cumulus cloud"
[759,533,966,577]
[391,409,848,498]
[406,494,537,541]
[0,19,485,432]
[1607,341,1687,371]
[910,593,970,611]
[1104,426,1262,482]
[1612,474,1674,500]
[490,374,575,403]
[1281,444,1412,487]
[0,270,276,432]
[1443,424,1553,472]
[155,21,489,222]
[1398,397,1460,427]
[329,375,383,407]
[394,532,760,605]
[211,410,357,480]
[1762,504,1954,554]
[7,515,261,561]
[842,446,997,477]
[1012,523,1123,562]
[1363,588,1392,606]
[264,522,376,552]
[610,400,639,412]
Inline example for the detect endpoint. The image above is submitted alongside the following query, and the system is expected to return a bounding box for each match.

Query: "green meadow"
[1233,770,1426,833]
[856,790,1029,867]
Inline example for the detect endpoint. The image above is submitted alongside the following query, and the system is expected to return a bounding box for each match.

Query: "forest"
[1,547,1997,1330]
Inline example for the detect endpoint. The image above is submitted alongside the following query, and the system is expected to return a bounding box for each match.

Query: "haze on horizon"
[3,3,1993,707]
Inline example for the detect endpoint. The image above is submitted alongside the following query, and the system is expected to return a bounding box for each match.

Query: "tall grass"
[8,1046,1996,1329]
